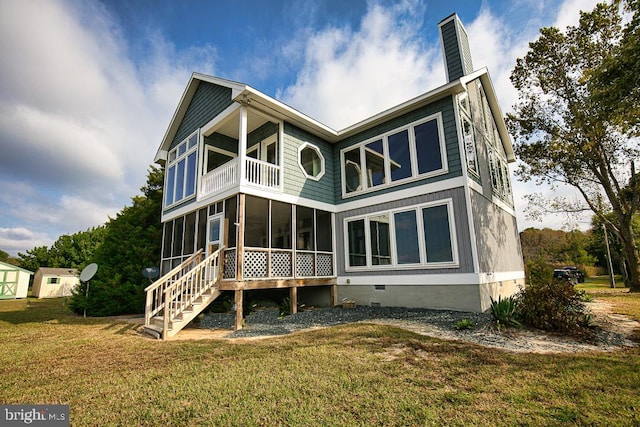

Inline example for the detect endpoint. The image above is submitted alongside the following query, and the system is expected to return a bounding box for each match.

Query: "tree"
[17,227,105,272]
[70,166,164,316]
[0,249,20,266]
[590,0,640,134]
[507,1,640,291]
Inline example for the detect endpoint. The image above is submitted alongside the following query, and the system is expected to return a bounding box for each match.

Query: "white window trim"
[340,113,448,199]
[343,199,459,272]
[297,142,326,181]
[204,145,237,173]
[165,130,199,208]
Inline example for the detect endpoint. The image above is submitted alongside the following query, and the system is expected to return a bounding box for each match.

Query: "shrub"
[490,296,521,329]
[516,279,591,334]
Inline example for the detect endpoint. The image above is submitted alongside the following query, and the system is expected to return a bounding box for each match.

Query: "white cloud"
[554,0,602,30]
[0,227,51,254]
[278,0,444,129]
[0,0,217,255]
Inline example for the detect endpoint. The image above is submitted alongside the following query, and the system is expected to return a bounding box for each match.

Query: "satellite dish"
[142,266,160,280]
[79,263,98,282]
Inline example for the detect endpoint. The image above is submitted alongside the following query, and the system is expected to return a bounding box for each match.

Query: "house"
[32,268,79,298]
[144,13,525,338]
[0,261,32,299]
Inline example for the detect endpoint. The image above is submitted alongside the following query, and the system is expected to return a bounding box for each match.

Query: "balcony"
[199,157,281,200]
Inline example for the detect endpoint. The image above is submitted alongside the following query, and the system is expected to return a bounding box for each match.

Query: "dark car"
[553,269,577,285]
[563,266,585,283]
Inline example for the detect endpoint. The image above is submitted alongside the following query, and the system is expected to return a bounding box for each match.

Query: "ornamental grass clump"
[490,295,521,330]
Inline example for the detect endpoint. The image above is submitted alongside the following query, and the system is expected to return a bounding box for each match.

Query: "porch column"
[234,194,245,331]
[234,288,243,331]
[289,286,298,315]
[238,104,248,186]
[236,194,245,281]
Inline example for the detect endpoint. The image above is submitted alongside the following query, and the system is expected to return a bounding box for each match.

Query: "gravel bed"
[200,306,491,338]
[197,303,637,353]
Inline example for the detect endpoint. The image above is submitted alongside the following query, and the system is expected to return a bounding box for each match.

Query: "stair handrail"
[162,247,224,331]
[144,249,204,326]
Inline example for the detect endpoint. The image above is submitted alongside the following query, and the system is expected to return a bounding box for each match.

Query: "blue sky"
[0,0,600,256]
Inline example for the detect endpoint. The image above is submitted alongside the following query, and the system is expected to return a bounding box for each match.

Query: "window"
[369,214,391,265]
[205,147,235,173]
[298,143,325,180]
[47,277,59,284]
[414,120,442,174]
[393,210,420,264]
[365,140,386,187]
[458,92,479,176]
[422,205,453,263]
[345,200,457,269]
[341,114,446,196]
[344,147,362,193]
[478,85,512,203]
[165,132,198,206]
[347,219,366,267]
[387,130,412,181]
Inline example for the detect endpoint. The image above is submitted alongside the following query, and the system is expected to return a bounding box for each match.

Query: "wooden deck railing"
[144,250,204,326]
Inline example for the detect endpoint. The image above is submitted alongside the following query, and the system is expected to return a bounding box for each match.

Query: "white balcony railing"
[199,157,281,199]
[245,157,280,189]
[199,157,239,198]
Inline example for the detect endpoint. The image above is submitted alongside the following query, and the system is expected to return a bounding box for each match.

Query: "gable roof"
[35,267,78,277]
[0,260,33,274]
[156,68,515,162]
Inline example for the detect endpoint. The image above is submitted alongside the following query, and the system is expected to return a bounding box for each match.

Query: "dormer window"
[298,143,325,180]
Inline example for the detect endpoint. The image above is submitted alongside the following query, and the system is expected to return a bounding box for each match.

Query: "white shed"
[32,267,79,298]
[0,261,32,299]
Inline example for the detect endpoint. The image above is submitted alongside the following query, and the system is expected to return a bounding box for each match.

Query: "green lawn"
[1,297,639,426]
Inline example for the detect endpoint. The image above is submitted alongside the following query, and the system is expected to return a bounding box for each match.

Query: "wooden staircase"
[143,248,224,339]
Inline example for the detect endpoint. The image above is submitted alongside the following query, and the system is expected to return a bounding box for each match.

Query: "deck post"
[234,288,243,331]
[331,283,338,306]
[289,286,297,315]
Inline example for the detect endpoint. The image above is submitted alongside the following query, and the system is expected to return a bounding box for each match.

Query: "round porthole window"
[298,143,325,180]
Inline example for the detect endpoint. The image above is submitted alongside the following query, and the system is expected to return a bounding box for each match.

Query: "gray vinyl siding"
[282,123,335,205]
[470,190,524,273]
[335,187,474,276]
[171,82,233,149]
[458,25,474,75]
[333,96,461,204]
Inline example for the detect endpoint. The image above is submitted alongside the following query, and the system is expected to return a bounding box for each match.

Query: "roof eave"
[337,78,467,139]
[468,68,516,162]
[154,73,248,164]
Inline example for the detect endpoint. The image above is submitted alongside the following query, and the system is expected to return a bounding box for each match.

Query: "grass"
[1,297,640,426]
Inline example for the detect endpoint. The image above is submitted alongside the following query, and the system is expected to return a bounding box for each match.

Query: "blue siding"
[205,133,238,153]
[171,82,233,149]
[248,122,278,150]
[283,123,335,205]
[333,96,462,204]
